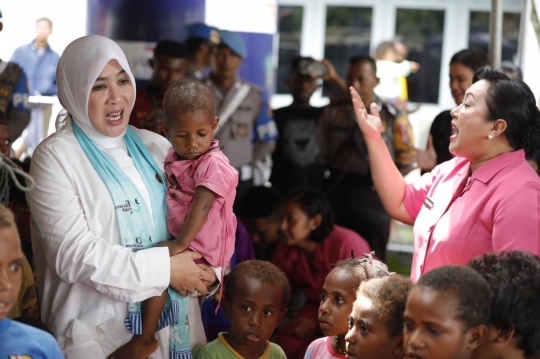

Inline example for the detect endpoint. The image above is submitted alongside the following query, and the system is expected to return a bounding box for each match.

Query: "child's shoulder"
[267,341,288,358]
[194,335,237,359]
[0,319,63,358]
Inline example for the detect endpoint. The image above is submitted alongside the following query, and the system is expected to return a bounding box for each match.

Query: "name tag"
[424,197,434,210]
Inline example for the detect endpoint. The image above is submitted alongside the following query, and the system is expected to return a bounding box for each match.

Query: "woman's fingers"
[370,102,380,118]
[169,251,209,295]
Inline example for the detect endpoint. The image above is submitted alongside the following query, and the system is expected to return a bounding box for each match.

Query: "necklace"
[334,336,347,355]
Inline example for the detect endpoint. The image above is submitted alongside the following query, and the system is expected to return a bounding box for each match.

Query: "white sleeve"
[28,141,170,303]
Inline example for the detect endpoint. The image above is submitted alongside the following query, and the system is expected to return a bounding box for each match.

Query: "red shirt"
[130,86,164,128]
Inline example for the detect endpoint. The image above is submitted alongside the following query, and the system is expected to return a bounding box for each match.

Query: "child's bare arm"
[161,186,216,256]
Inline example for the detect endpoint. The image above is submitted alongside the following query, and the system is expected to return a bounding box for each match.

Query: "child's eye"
[428,327,440,336]
[360,322,369,333]
[348,318,354,330]
[241,305,251,312]
[177,134,186,138]
[9,262,21,273]
[320,293,327,302]
[198,133,208,137]
[403,321,413,332]
[335,297,344,304]
[263,309,273,316]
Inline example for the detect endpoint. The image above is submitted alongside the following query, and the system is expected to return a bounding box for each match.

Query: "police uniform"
[183,23,220,80]
[319,98,415,261]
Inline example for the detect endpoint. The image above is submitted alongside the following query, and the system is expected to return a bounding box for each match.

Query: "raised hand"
[349,87,383,139]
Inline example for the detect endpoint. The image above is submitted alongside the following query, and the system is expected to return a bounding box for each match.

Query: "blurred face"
[319,268,358,337]
[280,201,319,246]
[0,124,11,157]
[243,217,281,248]
[0,225,23,321]
[288,71,319,104]
[213,45,242,79]
[162,109,218,161]
[346,295,401,359]
[403,287,478,359]
[449,80,494,160]
[223,277,286,355]
[394,43,409,63]
[35,19,52,43]
[449,63,475,105]
[151,54,187,92]
[87,60,134,137]
[347,61,379,105]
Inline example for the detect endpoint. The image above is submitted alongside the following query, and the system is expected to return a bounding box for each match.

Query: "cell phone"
[298,59,328,77]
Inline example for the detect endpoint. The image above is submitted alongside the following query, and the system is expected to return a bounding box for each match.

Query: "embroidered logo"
[9,355,33,359]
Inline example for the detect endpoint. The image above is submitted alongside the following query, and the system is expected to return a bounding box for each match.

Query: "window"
[395,8,445,104]
[276,6,304,94]
[469,11,521,62]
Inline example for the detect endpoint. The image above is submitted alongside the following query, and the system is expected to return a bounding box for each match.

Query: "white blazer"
[28,123,208,359]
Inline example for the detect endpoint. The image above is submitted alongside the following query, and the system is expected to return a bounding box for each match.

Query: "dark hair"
[359,275,412,338]
[36,18,52,28]
[185,37,209,54]
[473,66,540,157]
[500,61,523,81]
[154,39,189,59]
[224,260,290,309]
[163,79,215,124]
[468,251,540,357]
[334,251,392,290]
[284,188,334,243]
[450,47,490,72]
[0,109,8,124]
[238,186,283,221]
[290,56,316,73]
[0,203,15,228]
[349,56,377,73]
[417,265,491,329]
[375,41,396,59]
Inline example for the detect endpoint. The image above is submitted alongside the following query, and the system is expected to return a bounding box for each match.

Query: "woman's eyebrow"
[95,69,126,82]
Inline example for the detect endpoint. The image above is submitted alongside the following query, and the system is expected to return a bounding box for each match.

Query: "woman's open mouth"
[106,109,124,125]
[450,122,458,140]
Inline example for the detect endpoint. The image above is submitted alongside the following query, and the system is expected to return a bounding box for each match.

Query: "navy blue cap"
[184,23,220,45]
[218,30,247,58]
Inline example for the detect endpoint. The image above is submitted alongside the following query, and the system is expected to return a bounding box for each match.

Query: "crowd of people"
[1,13,540,359]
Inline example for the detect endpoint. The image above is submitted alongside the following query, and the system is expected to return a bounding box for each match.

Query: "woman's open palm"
[350,87,383,139]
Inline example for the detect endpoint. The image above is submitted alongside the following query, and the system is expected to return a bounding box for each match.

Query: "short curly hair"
[163,79,215,125]
[0,203,15,229]
[334,252,393,291]
[358,275,412,338]
[224,260,290,309]
[417,265,491,329]
[468,251,540,358]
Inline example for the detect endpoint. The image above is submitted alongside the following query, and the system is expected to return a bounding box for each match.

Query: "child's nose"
[249,313,262,327]
[407,330,424,350]
[345,328,355,344]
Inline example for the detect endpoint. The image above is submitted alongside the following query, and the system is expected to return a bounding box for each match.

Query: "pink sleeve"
[403,169,437,219]
[194,155,238,198]
[493,182,540,256]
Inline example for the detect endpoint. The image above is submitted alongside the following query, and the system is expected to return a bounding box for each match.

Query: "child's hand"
[282,317,319,340]
[197,263,218,287]
[158,239,188,257]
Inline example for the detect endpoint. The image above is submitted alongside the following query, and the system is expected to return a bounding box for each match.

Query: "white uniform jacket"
[28,123,208,359]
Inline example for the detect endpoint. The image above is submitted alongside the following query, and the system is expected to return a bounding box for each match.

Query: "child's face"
[346,295,402,359]
[0,225,23,321]
[223,277,286,350]
[243,217,281,248]
[318,268,358,337]
[162,109,218,160]
[403,287,482,359]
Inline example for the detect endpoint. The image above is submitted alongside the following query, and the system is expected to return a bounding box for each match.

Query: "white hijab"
[56,35,136,145]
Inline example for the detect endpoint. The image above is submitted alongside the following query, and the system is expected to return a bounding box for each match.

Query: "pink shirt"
[164,140,238,267]
[304,337,345,359]
[404,149,540,282]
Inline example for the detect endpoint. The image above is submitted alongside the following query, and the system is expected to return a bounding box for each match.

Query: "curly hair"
[0,203,15,229]
[224,260,290,309]
[468,251,540,358]
[417,265,491,329]
[358,275,412,338]
[334,251,393,291]
[163,79,216,125]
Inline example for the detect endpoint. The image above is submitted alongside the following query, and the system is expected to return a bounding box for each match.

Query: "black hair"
[450,47,490,72]
[473,66,540,157]
[290,56,316,73]
[468,251,540,357]
[36,17,52,28]
[500,61,523,81]
[163,79,215,125]
[185,37,209,55]
[349,55,377,74]
[154,39,189,59]
[334,251,392,287]
[238,185,283,221]
[417,265,491,329]
[0,109,8,124]
[284,187,334,243]
[358,275,412,338]
[224,260,290,309]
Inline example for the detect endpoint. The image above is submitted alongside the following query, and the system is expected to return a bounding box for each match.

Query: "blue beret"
[184,23,220,45]
[219,30,247,58]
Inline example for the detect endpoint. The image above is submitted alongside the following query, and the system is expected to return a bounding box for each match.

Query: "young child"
[195,260,289,359]
[346,275,412,359]
[0,204,64,358]
[403,265,491,359]
[120,79,238,357]
[468,251,540,359]
[304,252,392,359]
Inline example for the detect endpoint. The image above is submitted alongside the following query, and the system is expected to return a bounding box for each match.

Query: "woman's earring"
[310,225,316,230]
[488,134,493,139]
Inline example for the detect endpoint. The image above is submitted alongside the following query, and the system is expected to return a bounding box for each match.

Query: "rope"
[0,152,35,205]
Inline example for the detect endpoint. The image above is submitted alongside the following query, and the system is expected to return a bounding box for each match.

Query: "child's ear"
[466,325,489,350]
[211,117,219,133]
[277,308,288,326]
[222,297,231,319]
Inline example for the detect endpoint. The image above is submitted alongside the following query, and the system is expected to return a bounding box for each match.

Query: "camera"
[298,59,328,77]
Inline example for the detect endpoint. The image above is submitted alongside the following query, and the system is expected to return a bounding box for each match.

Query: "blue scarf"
[72,121,192,359]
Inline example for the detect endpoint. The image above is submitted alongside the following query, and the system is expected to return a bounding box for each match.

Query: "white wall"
[0,0,87,61]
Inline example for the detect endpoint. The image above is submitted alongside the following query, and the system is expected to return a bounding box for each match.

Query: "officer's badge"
[210,29,220,45]
[236,124,249,137]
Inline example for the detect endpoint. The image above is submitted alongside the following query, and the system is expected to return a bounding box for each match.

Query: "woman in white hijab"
[27,35,217,359]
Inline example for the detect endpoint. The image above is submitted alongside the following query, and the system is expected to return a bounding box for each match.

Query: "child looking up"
[0,204,63,358]
[403,266,491,359]
[468,251,540,359]
[345,275,412,359]
[195,260,289,359]
[305,252,391,359]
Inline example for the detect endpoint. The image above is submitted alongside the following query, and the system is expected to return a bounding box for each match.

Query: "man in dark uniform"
[319,55,416,261]
[204,30,278,205]
[129,40,188,134]
[184,23,220,80]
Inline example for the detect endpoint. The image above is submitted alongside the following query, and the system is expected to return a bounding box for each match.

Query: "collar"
[31,39,50,52]
[0,318,11,335]
[471,149,525,184]
[218,332,271,359]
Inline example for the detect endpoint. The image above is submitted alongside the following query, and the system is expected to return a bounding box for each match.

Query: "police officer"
[204,30,278,206]
[184,23,220,80]
[319,55,416,262]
